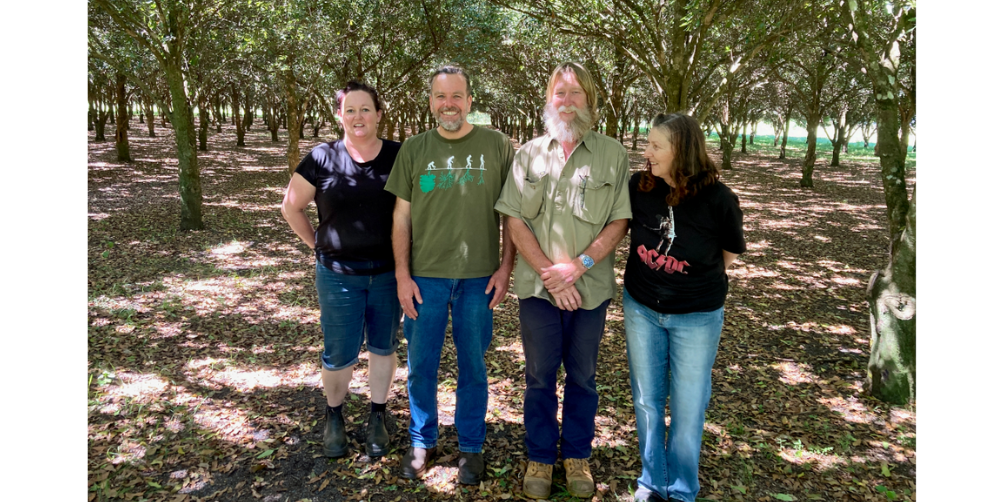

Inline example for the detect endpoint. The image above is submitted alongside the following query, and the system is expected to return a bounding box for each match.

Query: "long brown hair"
[638,113,720,206]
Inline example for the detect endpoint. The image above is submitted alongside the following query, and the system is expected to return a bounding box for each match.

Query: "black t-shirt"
[294,139,401,275]
[625,173,746,314]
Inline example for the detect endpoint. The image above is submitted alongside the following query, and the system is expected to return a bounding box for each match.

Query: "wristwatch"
[578,254,595,270]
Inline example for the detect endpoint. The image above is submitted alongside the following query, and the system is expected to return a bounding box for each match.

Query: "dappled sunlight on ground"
[88,125,915,501]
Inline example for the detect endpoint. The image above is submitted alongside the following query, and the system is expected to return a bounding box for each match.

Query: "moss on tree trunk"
[866,192,915,404]
[166,64,203,231]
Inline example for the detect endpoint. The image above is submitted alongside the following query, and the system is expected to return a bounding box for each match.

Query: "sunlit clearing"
[777,447,848,470]
[494,342,525,356]
[103,371,169,403]
[818,396,880,425]
[422,466,458,495]
[772,361,818,385]
[210,241,247,256]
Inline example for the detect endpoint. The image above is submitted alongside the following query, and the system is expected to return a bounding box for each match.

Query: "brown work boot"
[522,461,553,499]
[563,458,595,498]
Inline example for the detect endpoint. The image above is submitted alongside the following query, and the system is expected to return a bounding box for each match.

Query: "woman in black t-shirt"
[624,113,745,502]
[281,81,402,459]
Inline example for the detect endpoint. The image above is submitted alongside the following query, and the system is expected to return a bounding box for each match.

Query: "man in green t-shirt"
[384,65,516,486]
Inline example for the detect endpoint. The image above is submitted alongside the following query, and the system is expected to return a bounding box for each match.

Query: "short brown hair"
[546,62,600,124]
[429,64,472,96]
[638,113,720,206]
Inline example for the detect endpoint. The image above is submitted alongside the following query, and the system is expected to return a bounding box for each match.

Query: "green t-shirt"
[385,126,515,279]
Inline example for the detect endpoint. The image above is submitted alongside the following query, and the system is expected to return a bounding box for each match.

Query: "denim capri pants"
[315,261,402,371]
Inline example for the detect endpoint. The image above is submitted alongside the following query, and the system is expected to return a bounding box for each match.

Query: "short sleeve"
[294,147,322,187]
[717,185,746,254]
[500,133,515,190]
[384,139,414,201]
[606,149,633,224]
[494,145,527,219]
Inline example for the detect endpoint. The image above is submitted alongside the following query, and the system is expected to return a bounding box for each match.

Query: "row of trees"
[89,0,915,404]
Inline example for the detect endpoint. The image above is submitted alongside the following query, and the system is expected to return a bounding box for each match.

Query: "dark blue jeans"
[403,276,494,453]
[519,296,611,464]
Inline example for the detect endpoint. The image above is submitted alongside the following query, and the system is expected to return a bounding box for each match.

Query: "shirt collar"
[547,129,596,155]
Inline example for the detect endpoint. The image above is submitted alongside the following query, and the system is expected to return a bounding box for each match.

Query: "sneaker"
[457,451,484,485]
[563,458,595,498]
[322,407,348,458]
[365,411,392,457]
[400,446,435,479]
[522,461,553,499]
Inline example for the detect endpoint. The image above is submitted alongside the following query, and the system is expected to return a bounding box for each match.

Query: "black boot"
[365,410,392,457]
[401,446,435,479]
[458,451,484,485]
[322,406,348,457]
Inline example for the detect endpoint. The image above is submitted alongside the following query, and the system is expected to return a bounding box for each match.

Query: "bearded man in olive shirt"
[385,65,516,486]
[495,62,631,500]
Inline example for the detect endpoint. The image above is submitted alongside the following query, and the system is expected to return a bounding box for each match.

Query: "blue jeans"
[315,262,401,371]
[623,289,723,502]
[402,276,493,453]
[519,296,610,464]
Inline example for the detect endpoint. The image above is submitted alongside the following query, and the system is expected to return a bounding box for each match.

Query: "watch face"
[581,255,594,269]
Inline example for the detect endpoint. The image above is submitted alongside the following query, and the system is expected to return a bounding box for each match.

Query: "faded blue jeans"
[402,276,493,454]
[623,288,724,502]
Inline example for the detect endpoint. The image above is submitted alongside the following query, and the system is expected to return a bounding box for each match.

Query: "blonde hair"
[546,62,600,124]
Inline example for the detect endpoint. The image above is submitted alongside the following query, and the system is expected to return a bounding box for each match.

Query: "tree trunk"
[875,101,910,242]
[866,191,915,404]
[779,111,791,159]
[800,113,820,188]
[831,104,848,167]
[144,100,156,137]
[719,124,736,170]
[88,98,95,132]
[94,105,108,142]
[232,84,245,147]
[740,122,747,153]
[244,92,255,131]
[831,123,845,167]
[213,96,223,132]
[114,73,132,162]
[165,63,203,230]
[285,68,303,174]
[198,94,209,151]
[631,115,640,151]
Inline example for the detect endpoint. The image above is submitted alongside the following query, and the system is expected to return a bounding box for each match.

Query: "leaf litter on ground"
[88,122,915,501]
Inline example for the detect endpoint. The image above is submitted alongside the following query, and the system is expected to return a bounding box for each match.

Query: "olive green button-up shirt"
[495,130,632,310]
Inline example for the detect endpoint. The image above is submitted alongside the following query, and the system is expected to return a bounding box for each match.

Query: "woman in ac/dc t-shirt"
[281,81,402,460]
[623,113,745,502]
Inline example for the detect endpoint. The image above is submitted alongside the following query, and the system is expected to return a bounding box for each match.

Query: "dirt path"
[88,121,915,501]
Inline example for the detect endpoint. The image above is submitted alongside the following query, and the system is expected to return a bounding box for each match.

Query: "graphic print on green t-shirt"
[420,154,487,193]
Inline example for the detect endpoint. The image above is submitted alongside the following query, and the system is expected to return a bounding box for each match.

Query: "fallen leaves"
[88,124,915,501]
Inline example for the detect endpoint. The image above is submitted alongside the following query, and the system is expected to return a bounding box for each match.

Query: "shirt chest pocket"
[521,178,547,220]
[573,178,614,225]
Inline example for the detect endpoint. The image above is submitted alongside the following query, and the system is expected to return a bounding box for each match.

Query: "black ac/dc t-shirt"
[625,173,746,314]
[294,139,401,275]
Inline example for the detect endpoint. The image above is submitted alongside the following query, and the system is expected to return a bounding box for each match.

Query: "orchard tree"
[840,0,916,405]
[92,0,231,231]
[491,0,806,120]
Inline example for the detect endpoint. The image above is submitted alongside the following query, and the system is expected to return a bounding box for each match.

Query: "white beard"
[543,102,592,144]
